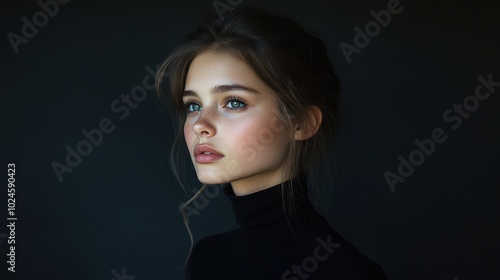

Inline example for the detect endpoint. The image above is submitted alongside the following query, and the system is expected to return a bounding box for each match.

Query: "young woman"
[155,5,389,280]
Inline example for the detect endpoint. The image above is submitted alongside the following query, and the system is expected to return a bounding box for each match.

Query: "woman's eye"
[225,98,247,110]
[184,102,201,112]
[183,97,246,113]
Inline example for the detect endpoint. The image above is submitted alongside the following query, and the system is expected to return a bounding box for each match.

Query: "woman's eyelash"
[224,95,247,110]
[182,99,200,112]
[182,95,247,112]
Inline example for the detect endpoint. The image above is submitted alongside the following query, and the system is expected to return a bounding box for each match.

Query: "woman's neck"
[229,169,293,196]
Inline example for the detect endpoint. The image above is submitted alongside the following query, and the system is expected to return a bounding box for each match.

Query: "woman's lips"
[195,153,224,164]
[194,144,224,164]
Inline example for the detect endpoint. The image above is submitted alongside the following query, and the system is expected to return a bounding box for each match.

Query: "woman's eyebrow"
[183,84,260,97]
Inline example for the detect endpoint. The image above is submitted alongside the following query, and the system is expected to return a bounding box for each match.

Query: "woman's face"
[183,50,292,195]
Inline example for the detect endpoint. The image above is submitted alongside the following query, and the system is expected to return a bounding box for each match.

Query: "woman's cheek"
[184,122,196,151]
[230,122,269,160]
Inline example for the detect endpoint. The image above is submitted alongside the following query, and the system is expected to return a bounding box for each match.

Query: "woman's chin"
[196,173,231,185]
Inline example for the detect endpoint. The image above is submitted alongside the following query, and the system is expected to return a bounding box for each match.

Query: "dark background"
[1,0,499,279]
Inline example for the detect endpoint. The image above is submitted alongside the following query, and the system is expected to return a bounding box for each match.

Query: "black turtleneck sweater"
[186,174,389,280]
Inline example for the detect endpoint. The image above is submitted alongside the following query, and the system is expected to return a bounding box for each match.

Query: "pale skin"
[183,50,322,196]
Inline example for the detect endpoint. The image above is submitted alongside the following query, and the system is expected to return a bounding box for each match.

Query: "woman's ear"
[294,105,322,141]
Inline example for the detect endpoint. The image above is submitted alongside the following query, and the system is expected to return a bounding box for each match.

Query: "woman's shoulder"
[186,227,388,279]
[312,225,389,279]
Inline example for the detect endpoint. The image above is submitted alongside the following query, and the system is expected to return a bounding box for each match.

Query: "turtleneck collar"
[222,172,319,230]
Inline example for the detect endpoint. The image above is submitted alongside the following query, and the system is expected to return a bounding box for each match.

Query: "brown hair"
[155,5,341,266]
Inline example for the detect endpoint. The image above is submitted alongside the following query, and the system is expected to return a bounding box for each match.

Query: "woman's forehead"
[184,51,269,95]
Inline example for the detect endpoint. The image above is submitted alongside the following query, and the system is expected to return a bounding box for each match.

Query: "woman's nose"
[192,109,216,138]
